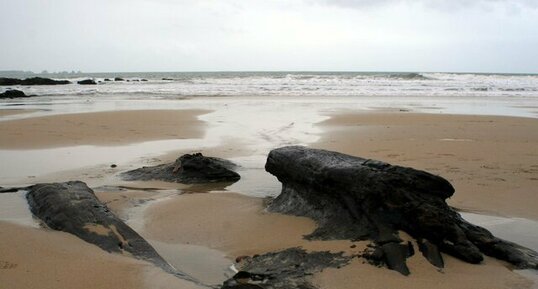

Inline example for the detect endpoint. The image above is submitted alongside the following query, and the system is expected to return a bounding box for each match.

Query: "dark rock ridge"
[0,77,70,85]
[0,89,29,99]
[25,181,194,280]
[222,248,351,289]
[114,77,124,81]
[0,186,21,193]
[121,153,241,184]
[77,79,97,85]
[265,146,538,274]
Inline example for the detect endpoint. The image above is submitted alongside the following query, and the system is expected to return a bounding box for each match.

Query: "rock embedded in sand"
[121,153,241,184]
[222,248,351,289]
[265,146,538,274]
[0,89,29,99]
[25,181,178,275]
[0,77,70,85]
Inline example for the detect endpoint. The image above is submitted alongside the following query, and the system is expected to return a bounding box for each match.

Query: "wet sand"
[144,193,319,256]
[0,109,37,117]
[141,192,531,289]
[313,111,538,219]
[314,255,531,289]
[2,107,538,288]
[0,221,204,289]
[137,110,537,288]
[0,109,209,149]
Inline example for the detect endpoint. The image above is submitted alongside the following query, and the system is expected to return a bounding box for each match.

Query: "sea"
[1,71,538,98]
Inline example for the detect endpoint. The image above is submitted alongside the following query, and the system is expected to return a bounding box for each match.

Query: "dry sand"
[0,109,209,149]
[0,221,204,289]
[313,111,538,219]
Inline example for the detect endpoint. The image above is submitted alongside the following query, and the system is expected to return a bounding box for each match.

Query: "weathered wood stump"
[265,146,538,274]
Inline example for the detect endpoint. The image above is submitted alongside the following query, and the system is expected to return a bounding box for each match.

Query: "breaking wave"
[1,71,537,98]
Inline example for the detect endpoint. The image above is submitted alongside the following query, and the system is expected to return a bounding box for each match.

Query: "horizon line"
[2,69,538,76]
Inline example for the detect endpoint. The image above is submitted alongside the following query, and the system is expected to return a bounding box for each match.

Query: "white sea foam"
[2,72,537,98]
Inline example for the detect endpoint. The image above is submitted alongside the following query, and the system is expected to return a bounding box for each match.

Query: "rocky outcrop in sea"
[0,77,70,85]
[0,89,29,99]
[77,79,97,85]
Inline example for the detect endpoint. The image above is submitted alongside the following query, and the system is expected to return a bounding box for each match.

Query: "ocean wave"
[2,72,537,98]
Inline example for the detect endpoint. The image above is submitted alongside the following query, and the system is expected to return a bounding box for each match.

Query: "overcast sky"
[1,0,537,73]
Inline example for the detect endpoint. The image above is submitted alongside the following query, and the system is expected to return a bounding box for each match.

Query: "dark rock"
[77,79,97,85]
[221,248,351,289]
[418,239,444,268]
[162,78,173,81]
[362,241,414,275]
[141,79,148,81]
[0,77,70,85]
[25,181,178,275]
[114,77,124,81]
[265,146,538,274]
[110,164,117,168]
[380,242,412,275]
[22,77,70,85]
[0,186,20,193]
[222,283,264,289]
[0,78,21,85]
[104,78,112,81]
[0,89,28,99]
[362,246,385,267]
[121,153,240,184]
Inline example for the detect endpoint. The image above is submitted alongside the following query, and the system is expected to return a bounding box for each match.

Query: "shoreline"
[0,109,210,149]
[0,221,204,289]
[313,111,538,220]
[1,103,537,288]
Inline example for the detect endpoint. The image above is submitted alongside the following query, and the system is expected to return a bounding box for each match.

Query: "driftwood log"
[25,181,197,282]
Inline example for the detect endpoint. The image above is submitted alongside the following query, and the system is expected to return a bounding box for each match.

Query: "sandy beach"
[0,109,37,117]
[3,0,538,287]
[313,111,538,219]
[1,103,537,289]
[0,109,209,149]
[136,192,532,289]
[0,221,204,289]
